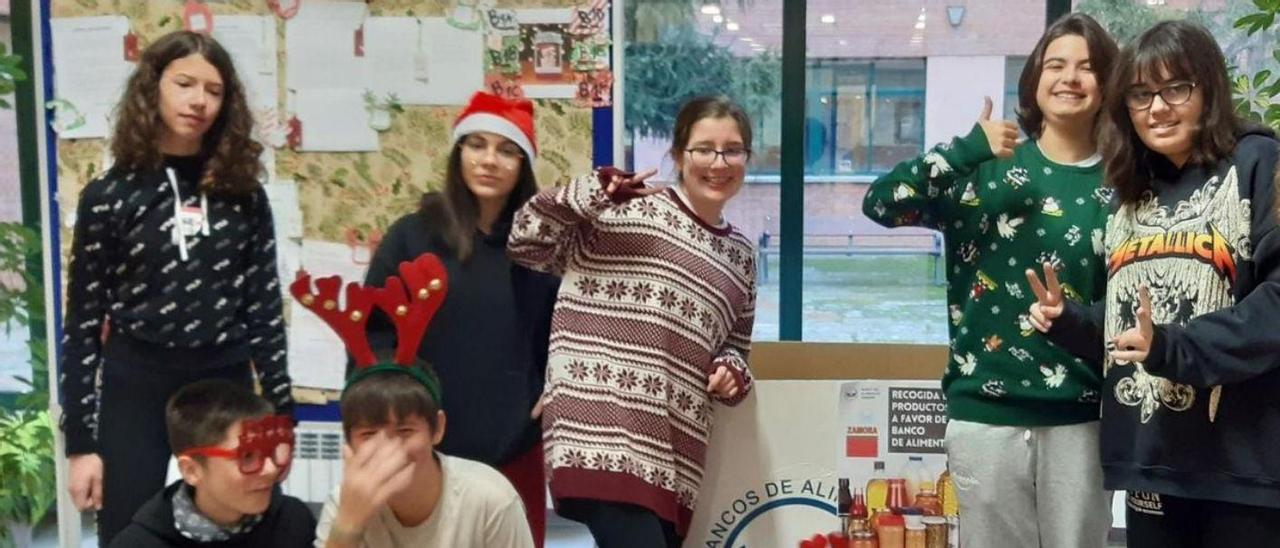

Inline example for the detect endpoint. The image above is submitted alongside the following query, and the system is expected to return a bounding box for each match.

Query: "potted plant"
[0,408,56,548]
[0,42,53,548]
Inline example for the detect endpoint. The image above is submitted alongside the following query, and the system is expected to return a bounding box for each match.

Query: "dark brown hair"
[422,141,538,262]
[1016,13,1118,139]
[110,31,263,196]
[669,96,754,180]
[340,369,442,437]
[166,379,274,456]
[1100,20,1243,204]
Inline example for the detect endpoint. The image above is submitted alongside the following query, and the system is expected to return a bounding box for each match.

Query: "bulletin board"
[45,0,612,396]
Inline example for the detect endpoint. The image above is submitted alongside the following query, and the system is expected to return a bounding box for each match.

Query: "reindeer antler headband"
[289,254,448,401]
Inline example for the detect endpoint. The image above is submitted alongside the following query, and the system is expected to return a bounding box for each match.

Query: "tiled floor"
[33,513,1125,547]
[31,512,597,548]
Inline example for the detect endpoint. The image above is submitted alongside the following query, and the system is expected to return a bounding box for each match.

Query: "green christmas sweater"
[863,124,1109,426]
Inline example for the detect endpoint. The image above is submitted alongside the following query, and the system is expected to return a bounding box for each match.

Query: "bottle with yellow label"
[937,466,959,517]
[866,461,889,514]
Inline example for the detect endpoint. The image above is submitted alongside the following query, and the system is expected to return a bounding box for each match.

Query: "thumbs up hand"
[979,96,1019,159]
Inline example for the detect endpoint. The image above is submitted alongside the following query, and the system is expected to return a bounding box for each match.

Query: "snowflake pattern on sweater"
[508,172,755,534]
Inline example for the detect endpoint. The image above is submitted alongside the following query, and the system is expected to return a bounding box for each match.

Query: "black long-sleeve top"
[363,193,559,465]
[59,156,293,455]
[1047,130,1280,508]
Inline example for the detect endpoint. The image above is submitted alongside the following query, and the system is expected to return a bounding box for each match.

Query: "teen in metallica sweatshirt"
[59,32,293,546]
[1028,21,1280,545]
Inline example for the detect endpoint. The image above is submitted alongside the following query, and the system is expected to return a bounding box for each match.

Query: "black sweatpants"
[95,358,253,546]
[1125,491,1280,548]
[558,498,682,548]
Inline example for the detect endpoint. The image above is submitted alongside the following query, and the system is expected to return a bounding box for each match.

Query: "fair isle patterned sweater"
[508,171,756,534]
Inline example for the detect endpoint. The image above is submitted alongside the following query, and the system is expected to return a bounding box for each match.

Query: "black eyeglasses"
[1125,82,1197,111]
[685,147,752,167]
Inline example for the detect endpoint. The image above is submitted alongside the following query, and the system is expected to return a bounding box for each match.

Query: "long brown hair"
[1100,20,1243,204]
[1015,13,1118,139]
[421,142,538,262]
[110,31,263,196]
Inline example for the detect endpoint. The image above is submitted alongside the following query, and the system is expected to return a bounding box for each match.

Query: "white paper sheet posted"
[294,89,379,151]
[365,17,484,105]
[287,240,369,390]
[212,15,279,115]
[50,16,132,139]
[285,2,370,91]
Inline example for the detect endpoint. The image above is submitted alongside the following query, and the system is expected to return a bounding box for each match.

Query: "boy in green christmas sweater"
[862,13,1116,548]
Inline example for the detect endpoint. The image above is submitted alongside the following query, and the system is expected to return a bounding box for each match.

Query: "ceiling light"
[740,37,754,42]
[726,22,740,31]
[713,14,724,23]
[701,4,721,15]
[821,14,835,24]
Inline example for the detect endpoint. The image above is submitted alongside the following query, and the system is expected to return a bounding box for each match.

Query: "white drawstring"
[200,192,210,236]
[166,168,211,261]
[167,168,189,262]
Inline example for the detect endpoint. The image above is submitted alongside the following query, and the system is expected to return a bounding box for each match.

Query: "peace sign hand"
[600,167,662,203]
[1026,261,1064,333]
[1109,285,1154,364]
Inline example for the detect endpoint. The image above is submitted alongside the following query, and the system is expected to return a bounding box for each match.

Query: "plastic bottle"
[914,484,942,516]
[866,461,890,514]
[900,456,928,506]
[852,488,868,520]
[886,478,908,513]
[839,478,853,537]
[937,467,958,517]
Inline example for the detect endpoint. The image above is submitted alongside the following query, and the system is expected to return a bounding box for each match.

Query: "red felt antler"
[289,273,378,368]
[370,254,448,365]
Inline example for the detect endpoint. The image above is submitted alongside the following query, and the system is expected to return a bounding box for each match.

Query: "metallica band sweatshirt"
[1047,129,1280,509]
[60,156,293,455]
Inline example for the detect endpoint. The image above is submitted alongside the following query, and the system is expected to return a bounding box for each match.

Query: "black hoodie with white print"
[1048,128,1280,509]
[59,156,292,455]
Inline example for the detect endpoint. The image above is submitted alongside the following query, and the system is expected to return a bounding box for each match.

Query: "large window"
[1004,56,1027,123]
[622,0,1279,344]
[748,59,926,177]
[624,0,784,339]
[799,1,1046,343]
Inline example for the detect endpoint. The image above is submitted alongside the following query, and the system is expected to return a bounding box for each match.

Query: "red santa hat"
[452,92,537,160]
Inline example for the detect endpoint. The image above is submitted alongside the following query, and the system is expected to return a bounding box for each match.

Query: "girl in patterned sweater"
[508,96,757,547]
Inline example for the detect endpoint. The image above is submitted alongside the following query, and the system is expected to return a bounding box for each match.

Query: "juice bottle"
[914,487,942,516]
[886,478,908,513]
[937,467,958,517]
[900,456,928,506]
[866,461,889,514]
[852,488,868,520]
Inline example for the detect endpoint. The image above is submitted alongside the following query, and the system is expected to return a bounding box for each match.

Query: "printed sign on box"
[838,380,949,492]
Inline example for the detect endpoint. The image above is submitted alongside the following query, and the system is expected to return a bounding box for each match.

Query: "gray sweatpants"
[945,419,1112,548]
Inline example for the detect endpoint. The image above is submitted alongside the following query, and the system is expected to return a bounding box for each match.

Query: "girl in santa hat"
[361,92,558,546]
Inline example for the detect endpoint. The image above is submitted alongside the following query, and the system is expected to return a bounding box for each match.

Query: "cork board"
[50,1,598,397]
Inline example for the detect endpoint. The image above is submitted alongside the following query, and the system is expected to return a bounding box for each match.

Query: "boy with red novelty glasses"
[110,379,315,548]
